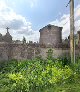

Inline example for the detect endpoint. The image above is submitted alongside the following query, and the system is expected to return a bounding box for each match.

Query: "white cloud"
[50,4,80,39]
[75,4,80,20]
[0,0,39,42]
[28,0,38,8]
[25,0,38,8]
[0,0,79,42]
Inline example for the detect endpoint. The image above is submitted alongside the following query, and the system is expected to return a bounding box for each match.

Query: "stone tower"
[39,24,63,47]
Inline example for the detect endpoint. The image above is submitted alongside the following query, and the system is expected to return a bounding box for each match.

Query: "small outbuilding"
[39,24,63,47]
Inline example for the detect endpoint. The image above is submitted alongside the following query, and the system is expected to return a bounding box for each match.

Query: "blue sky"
[7,0,79,30]
[0,0,80,42]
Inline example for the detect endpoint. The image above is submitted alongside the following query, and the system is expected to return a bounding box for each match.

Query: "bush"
[0,58,80,92]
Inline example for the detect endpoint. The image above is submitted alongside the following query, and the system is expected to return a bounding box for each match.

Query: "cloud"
[0,0,39,42]
[28,0,38,8]
[75,4,80,20]
[0,0,79,42]
[50,4,80,39]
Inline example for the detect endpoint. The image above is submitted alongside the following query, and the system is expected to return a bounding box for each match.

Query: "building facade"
[39,24,62,47]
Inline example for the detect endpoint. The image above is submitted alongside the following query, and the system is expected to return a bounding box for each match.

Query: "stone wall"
[40,48,80,59]
[0,25,80,61]
[10,43,41,60]
[39,25,62,47]
[0,42,9,61]
[0,42,80,61]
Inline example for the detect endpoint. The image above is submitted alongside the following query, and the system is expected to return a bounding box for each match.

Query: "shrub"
[47,48,53,60]
[0,58,80,92]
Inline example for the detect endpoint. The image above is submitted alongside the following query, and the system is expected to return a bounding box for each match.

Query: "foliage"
[0,57,80,92]
[47,48,53,60]
[22,36,26,44]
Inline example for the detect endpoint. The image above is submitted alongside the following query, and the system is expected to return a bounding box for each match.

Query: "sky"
[0,0,80,42]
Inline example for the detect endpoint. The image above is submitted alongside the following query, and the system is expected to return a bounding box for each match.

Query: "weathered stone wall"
[0,25,80,61]
[10,43,41,60]
[0,42,9,61]
[39,25,62,47]
[0,42,80,61]
[40,48,80,59]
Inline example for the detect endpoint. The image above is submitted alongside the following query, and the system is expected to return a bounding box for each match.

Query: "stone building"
[39,24,62,47]
[0,28,12,60]
[0,25,80,61]
[0,29,12,43]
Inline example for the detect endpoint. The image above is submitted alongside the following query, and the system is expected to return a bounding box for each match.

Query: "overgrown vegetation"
[0,49,80,92]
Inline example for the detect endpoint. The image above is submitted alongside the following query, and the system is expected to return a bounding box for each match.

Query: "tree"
[22,36,26,44]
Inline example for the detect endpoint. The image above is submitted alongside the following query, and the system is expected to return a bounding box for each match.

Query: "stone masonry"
[0,25,80,61]
[39,24,62,47]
